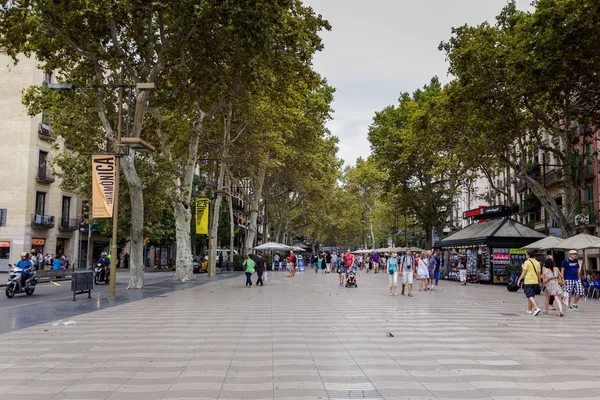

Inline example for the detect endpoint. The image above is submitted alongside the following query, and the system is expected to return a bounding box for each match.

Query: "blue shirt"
[429,256,437,270]
[52,258,62,270]
[561,258,580,280]
[16,259,33,272]
[387,257,398,273]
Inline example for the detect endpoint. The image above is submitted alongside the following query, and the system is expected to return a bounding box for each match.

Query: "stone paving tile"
[2,270,600,399]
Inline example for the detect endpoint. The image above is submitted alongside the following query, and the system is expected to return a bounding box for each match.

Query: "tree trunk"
[245,168,266,251]
[121,154,145,289]
[172,109,205,281]
[228,193,235,262]
[173,201,195,281]
[208,160,226,277]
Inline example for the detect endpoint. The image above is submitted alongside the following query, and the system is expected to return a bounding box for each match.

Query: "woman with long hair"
[543,256,564,316]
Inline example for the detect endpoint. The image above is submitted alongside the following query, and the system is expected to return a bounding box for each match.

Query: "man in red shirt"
[287,251,296,277]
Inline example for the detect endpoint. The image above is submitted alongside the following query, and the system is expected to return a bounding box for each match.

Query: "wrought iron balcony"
[543,169,562,186]
[515,180,527,192]
[36,167,55,183]
[521,199,541,213]
[38,123,55,141]
[59,217,79,231]
[31,214,55,229]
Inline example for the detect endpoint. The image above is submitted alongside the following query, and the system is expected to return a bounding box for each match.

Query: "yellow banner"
[195,198,210,234]
[91,155,116,218]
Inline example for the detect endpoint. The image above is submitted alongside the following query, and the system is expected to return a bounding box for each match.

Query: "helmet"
[101,252,107,257]
[21,252,29,259]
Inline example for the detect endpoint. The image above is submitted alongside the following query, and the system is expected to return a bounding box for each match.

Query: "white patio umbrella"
[520,236,563,250]
[540,233,599,250]
[254,242,292,251]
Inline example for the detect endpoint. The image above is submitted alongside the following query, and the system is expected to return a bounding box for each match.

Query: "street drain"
[500,313,520,316]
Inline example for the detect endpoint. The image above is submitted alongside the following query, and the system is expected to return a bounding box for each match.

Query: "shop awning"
[435,218,546,248]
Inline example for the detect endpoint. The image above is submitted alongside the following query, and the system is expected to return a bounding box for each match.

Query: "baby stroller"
[345,269,358,288]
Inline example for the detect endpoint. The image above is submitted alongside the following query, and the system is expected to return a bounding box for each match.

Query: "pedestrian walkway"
[1,270,599,399]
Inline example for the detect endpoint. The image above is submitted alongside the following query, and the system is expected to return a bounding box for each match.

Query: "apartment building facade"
[451,128,599,239]
[0,52,81,271]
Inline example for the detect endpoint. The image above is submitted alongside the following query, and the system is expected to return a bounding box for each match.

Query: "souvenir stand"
[435,206,546,284]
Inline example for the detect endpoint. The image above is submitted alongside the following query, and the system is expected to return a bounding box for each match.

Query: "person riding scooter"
[98,252,110,281]
[16,252,34,288]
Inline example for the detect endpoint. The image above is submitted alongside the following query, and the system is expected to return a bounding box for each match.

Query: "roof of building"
[435,218,546,248]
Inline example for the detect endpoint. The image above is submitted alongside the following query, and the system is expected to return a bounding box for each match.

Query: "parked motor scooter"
[5,264,38,298]
[93,262,110,285]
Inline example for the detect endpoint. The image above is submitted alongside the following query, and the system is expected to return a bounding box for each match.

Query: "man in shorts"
[561,250,584,311]
[400,249,415,297]
[517,250,542,316]
[427,250,437,290]
[372,252,380,274]
[287,251,296,277]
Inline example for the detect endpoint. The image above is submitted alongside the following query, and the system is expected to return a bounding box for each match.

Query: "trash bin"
[71,271,93,301]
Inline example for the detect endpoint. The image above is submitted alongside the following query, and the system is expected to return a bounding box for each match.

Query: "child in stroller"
[346,265,357,288]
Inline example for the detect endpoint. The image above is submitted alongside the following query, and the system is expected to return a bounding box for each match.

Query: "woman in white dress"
[417,252,430,292]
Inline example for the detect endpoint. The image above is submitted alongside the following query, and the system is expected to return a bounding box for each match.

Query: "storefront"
[0,241,10,272]
[31,237,46,256]
[436,210,546,284]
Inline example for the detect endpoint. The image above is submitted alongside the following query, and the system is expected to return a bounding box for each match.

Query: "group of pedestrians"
[242,252,267,287]
[517,249,585,317]
[29,249,69,271]
[385,249,439,296]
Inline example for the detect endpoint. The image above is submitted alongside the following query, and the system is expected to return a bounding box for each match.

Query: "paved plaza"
[1,269,600,400]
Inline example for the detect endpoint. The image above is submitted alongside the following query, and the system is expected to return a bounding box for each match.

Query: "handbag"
[557,271,565,286]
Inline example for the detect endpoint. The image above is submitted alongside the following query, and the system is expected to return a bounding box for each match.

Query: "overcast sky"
[302,0,534,166]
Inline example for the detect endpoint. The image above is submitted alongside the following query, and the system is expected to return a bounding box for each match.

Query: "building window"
[39,151,48,174]
[0,209,6,226]
[62,196,71,221]
[35,192,46,216]
[44,71,53,84]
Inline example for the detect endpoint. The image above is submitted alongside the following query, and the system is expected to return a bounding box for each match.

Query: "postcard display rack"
[492,248,526,283]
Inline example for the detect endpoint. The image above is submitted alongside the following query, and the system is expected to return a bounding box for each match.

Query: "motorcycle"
[5,264,38,298]
[93,262,110,285]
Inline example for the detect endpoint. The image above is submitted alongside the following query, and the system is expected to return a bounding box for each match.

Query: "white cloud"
[303,0,534,166]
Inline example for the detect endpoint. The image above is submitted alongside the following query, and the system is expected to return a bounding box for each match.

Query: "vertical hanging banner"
[195,198,210,234]
[92,155,116,218]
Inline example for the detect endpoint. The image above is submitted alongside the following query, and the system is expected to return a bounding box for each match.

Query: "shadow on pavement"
[0,272,240,334]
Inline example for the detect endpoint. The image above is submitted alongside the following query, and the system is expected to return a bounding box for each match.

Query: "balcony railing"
[32,214,55,229]
[36,167,55,183]
[521,199,541,213]
[59,217,79,231]
[38,123,55,141]
[515,180,527,192]
[543,169,562,186]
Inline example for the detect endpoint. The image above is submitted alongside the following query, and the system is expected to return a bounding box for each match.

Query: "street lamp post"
[47,81,155,298]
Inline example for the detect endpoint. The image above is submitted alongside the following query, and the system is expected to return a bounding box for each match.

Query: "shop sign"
[509,249,527,255]
[0,241,10,247]
[481,206,503,215]
[31,238,46,246]
[463,208,482,219]
[91,155,116,218]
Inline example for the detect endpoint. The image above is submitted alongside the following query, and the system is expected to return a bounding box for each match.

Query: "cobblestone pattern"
[1,269,599,399]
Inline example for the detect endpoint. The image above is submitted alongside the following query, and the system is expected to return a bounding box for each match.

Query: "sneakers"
[526,310,533,315]
[567,305,574,311]
[533,308,541,316]
[572,304,579,311]
[549,305,556,311]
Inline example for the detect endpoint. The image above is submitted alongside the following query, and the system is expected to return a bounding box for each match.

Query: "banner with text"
[92,155,116,218]
[195,198,210,235]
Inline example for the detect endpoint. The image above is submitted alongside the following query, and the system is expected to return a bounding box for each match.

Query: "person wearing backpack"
[243,254,255,288]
